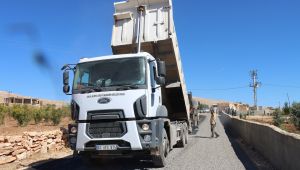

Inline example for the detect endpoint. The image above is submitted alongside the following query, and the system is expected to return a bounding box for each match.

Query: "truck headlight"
[70,137,77,144]
[143,135,151,142]
[142,123,150,131]
[70,126,77,134]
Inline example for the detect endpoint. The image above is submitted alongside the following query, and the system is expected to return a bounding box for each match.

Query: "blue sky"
[0,0,300,107]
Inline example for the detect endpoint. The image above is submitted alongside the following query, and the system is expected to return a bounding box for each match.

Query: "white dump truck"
[62,0,192,167]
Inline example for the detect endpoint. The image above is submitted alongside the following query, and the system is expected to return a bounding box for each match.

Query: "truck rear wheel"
[184,128,188,145]
[152,128,169,167]
[177,128,187,148]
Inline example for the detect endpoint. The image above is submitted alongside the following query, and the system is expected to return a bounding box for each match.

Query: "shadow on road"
[30,155,156,170]
[219,113,257,170]
[190,114,207,135]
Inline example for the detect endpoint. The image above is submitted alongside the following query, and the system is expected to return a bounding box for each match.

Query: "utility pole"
[250,70,261,110]
[286,93,291,108]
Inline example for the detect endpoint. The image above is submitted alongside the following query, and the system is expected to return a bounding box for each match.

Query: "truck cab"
[63,52,177,166]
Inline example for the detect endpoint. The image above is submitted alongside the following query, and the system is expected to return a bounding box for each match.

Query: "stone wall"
[0,129,68,165]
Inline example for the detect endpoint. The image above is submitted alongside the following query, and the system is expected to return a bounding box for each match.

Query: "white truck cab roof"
[78,52,154,64]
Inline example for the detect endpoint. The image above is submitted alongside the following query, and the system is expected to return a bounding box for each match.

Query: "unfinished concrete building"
[0,91,67,108]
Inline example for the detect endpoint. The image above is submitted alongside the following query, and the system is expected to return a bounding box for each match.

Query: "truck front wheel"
[152,128,169,167]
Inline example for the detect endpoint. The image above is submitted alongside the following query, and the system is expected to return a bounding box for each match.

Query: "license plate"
[95,145,118,151]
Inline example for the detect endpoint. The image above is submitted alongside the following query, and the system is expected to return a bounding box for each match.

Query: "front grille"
[87,122,126,138]
[86,110,127,138]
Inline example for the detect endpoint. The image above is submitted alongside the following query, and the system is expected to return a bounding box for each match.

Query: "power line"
[189,85,249,91]
[263,83,300,89]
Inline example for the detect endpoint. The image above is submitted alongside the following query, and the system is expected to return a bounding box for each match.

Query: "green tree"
[197,102,208,110]
[11,105,32,126]
[273,108,283,127]
[0,105,9,125]
[282,102,290,115]
[50,108,62,125]
[32,108,43,124]
[290,102,300,129]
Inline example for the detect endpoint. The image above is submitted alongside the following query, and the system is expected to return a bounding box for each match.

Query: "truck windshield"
[73,57,146,93]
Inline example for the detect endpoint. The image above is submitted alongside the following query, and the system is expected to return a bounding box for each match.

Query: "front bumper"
[69,119,164,154]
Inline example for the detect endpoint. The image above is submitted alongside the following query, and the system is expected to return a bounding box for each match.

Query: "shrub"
[61,105,71,117]
[273,109,283,127]
[33,108,43,124]
[11,105,32,126]
[239,113,247,119]
[282,102,290,115]
[291,102,300,129]
[42,105,55,122]
[0,105,9,125]
[0,112,4,125]
[50,109,62,125]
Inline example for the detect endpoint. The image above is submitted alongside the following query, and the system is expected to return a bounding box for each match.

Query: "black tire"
[176,129,186,148]
[153,128,168,167]
[184,128,188,145]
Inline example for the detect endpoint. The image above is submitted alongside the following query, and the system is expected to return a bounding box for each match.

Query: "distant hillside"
[193,97,231,106]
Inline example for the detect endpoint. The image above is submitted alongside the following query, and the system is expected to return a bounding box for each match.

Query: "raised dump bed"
[112,0,190,121]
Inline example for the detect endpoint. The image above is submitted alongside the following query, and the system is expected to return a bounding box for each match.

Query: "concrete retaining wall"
[220,112,300,170]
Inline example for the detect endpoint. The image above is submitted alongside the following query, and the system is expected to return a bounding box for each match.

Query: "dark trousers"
[211,123,216,137]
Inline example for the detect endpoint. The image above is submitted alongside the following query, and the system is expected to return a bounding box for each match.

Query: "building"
[0,91,67,108]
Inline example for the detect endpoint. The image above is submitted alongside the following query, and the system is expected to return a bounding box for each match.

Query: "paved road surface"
[31,114,257,170]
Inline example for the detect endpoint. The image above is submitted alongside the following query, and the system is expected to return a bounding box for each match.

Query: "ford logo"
[97,97,111,104]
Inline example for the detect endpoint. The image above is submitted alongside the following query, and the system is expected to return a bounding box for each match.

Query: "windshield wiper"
[77,86,103,93]
[111,84,140,90]
[78,86,95,94]
[92,86,104,92]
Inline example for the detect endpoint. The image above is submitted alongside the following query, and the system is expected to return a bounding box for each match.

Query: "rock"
[38,136,47,141]
[0,150,12,156]
[30,143,39,148]
[32,137,39,142]
[33,149,41,154]
[47,143,56,152]
[55,145,63,151]
[40,142,47,154]
[1,146,13,150]
[26,151,32,158]
[47,139,53,144]
[0,156,17,165]
[32,146,41,151]
[25,145,31,151]
[48,134,55,139]
[0,143,11,148]
[0,136,4,142]
[54,138,61,143]
[16,152,27,160]
[26,139,33,148]
[6,136,22,143]
[12,149,26,156]
[13,145,24,150]
[27,132,37,137]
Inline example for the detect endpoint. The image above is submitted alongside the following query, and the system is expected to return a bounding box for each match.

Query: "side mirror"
[156,76,165,85]
[63,71,69,85]
[63,85,70,93]
[157,61,166,77]
[63,71,70,94]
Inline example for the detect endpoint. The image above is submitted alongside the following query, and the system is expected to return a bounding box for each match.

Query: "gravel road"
[30,114,257,170]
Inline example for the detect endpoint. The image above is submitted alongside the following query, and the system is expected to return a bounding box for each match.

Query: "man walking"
[210,107,217,138]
